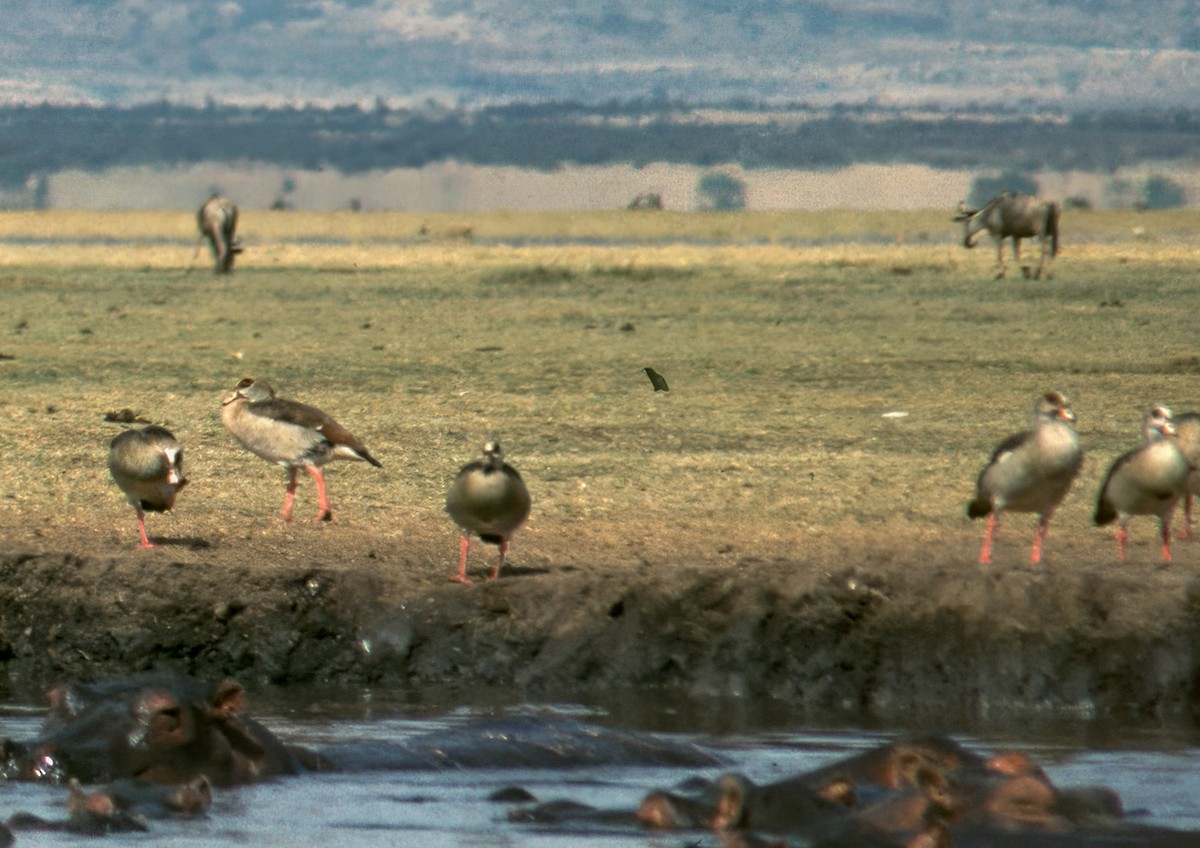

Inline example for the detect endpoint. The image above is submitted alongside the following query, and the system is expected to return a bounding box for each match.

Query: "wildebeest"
[197,194,243,273]
[627,192,663,210]
[954,192,1060,280]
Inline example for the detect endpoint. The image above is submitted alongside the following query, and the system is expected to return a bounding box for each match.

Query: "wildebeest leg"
[1035,234,1054,280]
[1015,238,1033,279]
[993,238,1007,279]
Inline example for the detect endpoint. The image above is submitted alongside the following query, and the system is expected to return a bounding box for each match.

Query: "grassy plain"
[1,207,1199,583]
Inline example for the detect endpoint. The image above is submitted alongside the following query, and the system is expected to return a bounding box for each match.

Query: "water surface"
[3,691,1199,847]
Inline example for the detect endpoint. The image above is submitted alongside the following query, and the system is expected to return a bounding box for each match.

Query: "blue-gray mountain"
[3,2,1199,109]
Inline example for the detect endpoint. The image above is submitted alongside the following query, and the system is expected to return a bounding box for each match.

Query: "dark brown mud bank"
[2,549,1199,728]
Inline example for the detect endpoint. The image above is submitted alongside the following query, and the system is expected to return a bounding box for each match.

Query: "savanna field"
[1,207,1199,717]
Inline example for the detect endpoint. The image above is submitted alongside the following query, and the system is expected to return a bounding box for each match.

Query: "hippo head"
[3,675,297,787]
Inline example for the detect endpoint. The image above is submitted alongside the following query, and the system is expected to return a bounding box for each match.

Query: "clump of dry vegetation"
[0,208,1198,577]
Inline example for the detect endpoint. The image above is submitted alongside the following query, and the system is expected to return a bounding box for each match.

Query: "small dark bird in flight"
[644,367,669,392]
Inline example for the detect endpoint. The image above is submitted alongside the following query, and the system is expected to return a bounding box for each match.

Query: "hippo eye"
[142,706,187,748]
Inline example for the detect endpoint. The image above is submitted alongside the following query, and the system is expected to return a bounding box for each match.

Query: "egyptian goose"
[1094,405,1190,563]
[220,377,381,522]
[966,391,1083,565]
[1173,412,1200,540]
[108,425,188,548]
[445,440,531,584]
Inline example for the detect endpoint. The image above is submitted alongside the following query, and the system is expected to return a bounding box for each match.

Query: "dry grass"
[1,208,1198,574]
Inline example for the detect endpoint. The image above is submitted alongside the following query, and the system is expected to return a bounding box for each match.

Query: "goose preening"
[445,440,531,584]
[220,377,381,522]
[966,391,1083,565]
[1094,405,1190,563]
[108,425,188,548]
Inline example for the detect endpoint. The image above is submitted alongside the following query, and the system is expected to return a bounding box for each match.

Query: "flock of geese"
[107,376,530,584]
[114,191,1200,576]
[968,392,1200,566]
[107,380,1200,576]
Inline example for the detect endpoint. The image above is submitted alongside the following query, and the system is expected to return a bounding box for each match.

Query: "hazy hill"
[4,1,1200,110]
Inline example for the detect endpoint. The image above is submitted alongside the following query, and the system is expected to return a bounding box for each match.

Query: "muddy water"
[2,691,1200,846]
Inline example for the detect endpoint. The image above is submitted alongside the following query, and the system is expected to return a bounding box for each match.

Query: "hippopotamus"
[5,775,211,836]
[1,673,306,786]
[509,735,1195,848]
[313,713,721,772]
[1,673,722,788]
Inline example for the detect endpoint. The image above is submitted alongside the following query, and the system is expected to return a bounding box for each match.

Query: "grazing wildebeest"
[197,194,242,273]
[954,192,1060,280]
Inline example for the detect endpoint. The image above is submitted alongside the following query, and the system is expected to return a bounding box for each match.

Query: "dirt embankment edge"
[1,550,1198,728]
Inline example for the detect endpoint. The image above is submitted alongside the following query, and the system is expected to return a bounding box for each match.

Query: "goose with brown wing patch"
[220,377,381,522]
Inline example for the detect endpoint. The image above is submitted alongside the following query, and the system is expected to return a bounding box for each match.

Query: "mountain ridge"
[4,2,1200,109]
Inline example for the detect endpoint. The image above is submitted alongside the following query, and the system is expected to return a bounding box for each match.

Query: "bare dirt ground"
[2,210,1200,732]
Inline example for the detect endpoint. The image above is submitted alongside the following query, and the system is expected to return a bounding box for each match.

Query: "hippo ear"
[816,775,857,808]
[635,791,683,829]
[915,765,952,811]
[711,774,749,830]
[47,686,67,713]
[908,818,952,848]
[893,750,931,787]
[206,680,267,763]
[208,680,247,719]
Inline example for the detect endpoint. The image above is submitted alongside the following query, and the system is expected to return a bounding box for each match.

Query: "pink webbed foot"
[1030,517,1050,566]
[306,466,332,522]
[135,512,154,549]
[451,535,473,584]
[978,513,997,565]
[489,540,509,580]
[280,469,299,522]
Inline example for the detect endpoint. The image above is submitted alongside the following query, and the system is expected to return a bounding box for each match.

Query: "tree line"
[2,100,1199,193]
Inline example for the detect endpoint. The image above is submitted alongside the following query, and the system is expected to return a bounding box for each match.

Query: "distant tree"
[968,171,1039,207]
[26,173,48,209]
[1142,175,1186,209]
[1103,178,1138,209]
[697,172,746,211]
